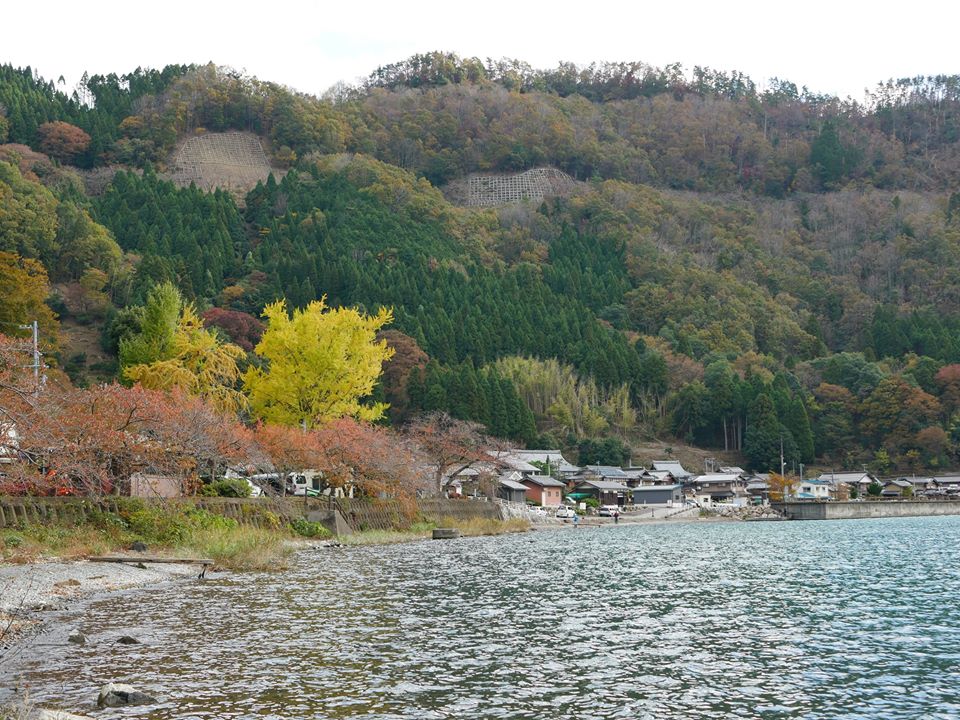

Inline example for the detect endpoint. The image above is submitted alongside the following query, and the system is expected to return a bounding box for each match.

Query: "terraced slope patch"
[444,167,579,207]
[164,131,283,196]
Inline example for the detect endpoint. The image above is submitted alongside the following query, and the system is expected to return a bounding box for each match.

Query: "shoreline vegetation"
[0,500,535,570]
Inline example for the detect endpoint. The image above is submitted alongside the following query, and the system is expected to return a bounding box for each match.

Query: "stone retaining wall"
[773,500,960,521]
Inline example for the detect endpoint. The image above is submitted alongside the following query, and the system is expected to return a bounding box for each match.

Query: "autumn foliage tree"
[3,380,259,496]
[245,298,394,428]
[0,251,58,350]
[405,411,492,493]
[767,472,798,502]
[125,305,247,413]
[200,307,265,352]
[36,121,91,163]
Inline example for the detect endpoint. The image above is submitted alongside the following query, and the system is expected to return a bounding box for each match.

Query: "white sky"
[5,0,960,102]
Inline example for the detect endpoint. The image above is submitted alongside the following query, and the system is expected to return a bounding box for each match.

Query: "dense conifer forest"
[4,53,960,473]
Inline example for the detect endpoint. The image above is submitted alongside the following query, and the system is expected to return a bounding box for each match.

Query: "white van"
[286,471,355,498]
[286,470,324,496]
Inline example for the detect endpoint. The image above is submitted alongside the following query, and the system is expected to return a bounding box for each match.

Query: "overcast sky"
[5,0,959,102]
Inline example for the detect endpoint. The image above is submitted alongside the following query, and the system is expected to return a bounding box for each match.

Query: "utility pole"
[780,436,786,499]
[18,320,40,397]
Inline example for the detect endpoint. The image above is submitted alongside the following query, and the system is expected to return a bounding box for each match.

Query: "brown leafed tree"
[200,307,265,352]
[405,411,491,494]
[378,329,429,424]
[36,121,91,164]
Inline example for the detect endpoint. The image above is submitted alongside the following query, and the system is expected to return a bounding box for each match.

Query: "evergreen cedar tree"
[6,57,960,472]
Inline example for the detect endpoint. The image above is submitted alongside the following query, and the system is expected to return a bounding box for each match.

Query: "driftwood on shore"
[88,556,214,566]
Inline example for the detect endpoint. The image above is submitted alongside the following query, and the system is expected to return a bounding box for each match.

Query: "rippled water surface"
[6,517,960,719]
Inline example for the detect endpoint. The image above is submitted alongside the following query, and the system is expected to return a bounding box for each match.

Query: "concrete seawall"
[773,500,960,521]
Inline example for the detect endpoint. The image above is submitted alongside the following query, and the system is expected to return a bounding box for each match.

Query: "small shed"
[881,479,913,498]
[631,484,683,505]
[497,474,530,504]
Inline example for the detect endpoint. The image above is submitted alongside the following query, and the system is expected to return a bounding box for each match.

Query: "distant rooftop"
[652,461,692,477]
[574,479,632,491]
[521,474,566,488]
[583,465,630,479]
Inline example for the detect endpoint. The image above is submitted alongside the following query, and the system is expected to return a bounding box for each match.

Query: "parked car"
[528,506,547,517]
[556,507,576,519]
[598,506,620,517]
[244,478,263,497]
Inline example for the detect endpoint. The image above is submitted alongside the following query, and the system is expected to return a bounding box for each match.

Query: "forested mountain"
[4,53,960,474]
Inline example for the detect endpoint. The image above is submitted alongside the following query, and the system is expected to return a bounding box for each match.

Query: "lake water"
[5,516,960,719]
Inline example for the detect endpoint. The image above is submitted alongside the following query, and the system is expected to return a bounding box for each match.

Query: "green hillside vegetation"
[4,55,960,473]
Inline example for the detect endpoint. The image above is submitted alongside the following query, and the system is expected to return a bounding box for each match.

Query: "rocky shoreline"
[0,559,204,719]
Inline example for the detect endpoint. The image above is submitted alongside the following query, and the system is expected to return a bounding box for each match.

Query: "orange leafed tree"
[313,418,428,498]
[767,472,798,502]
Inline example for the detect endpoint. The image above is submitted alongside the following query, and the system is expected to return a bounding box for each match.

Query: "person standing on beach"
[573,513,580,529]
[614,510,620,524]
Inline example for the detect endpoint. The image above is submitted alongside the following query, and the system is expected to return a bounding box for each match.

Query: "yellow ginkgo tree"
[124,304,247,414]
[244,297,394,429]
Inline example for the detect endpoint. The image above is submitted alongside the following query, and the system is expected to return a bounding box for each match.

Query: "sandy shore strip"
[0,559,202,615]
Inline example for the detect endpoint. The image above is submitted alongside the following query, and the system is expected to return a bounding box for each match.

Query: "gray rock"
[115,635,140,645]
[67,632,86,645]
[97,682,156,707]
[130,541,148,552]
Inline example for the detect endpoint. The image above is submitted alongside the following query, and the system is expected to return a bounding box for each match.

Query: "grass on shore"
[0,501,314,571]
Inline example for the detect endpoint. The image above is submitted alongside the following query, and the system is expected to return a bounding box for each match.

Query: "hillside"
[3,55,960,474]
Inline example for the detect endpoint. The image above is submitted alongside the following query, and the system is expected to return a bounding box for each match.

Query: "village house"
[569,478,632,507]
[498,449,580,479]
[576,465,631,483]
[816,471,879,497]
[520,474,565,507]
[881,479,913,498]
[691,472,748,505]
[647,470,677,485]
[487,452,541,476]
[933,475,960,495]
[744,473,770,504]
[906,476,937,495]
[796,478,833,500]
[621,466,656,486]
